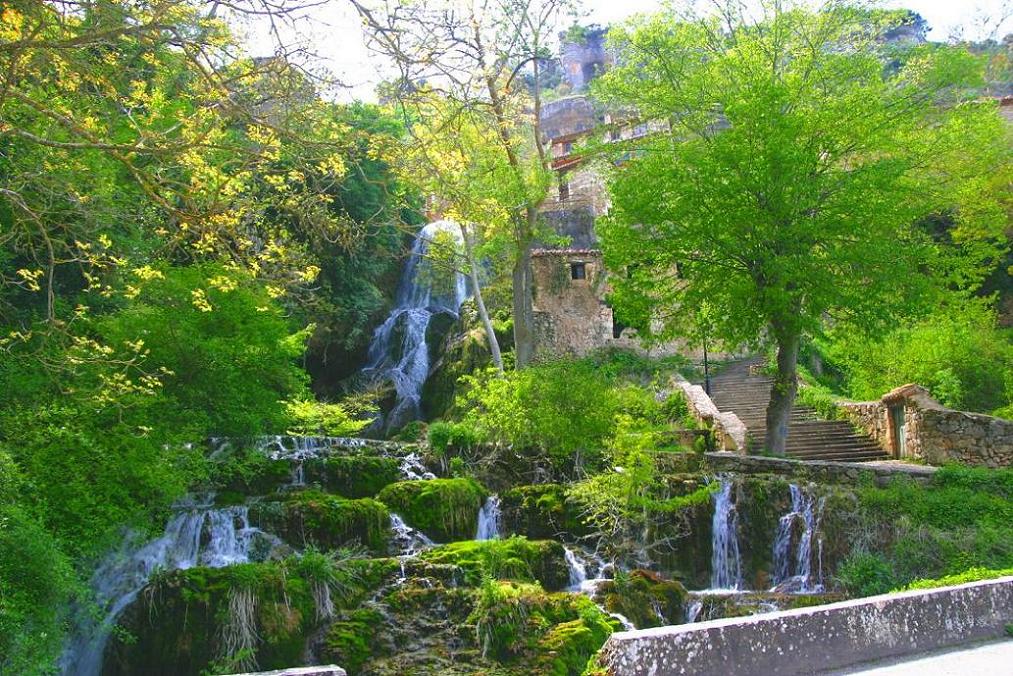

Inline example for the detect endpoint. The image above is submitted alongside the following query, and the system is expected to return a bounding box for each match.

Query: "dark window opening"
[559,180,570,201]
[562,141,574,154]
[612,316,628,339]
[570,262,586,280]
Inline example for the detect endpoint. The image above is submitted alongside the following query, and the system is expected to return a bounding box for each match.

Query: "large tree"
[594,1,1010,454]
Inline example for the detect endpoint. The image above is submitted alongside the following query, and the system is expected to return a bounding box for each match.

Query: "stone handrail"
[664,375,748,454]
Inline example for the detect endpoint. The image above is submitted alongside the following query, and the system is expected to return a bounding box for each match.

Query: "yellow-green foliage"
[377,478,487,542]
[895,567,1013,591]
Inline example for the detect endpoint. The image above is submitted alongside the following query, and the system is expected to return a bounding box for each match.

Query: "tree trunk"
[459,222,503,372]
[764,328,801,456]
[512,233,535,368]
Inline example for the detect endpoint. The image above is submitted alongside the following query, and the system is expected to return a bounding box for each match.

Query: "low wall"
[598,576,1013,676]
[839,395,1013,469]
[227,667,346,676]
[668,376,748,453]
[703,452,937,486]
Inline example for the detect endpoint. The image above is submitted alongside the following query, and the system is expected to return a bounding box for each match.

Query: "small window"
[558,180,570,201]
[562,141,574,154]
[570,262,586,280]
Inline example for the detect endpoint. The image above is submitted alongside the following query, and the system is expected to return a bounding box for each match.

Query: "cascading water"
[709,477,743,590]
[400,451,437,481]
[363,220,469,434]
[60,497,278,676]
[770,483,825,593]
[475,495,501,540]
[684,599,704,624]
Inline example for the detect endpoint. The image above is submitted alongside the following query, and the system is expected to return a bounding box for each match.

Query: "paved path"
[829,638,1013,675]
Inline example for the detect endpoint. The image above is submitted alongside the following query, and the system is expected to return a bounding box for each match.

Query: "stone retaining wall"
[598,576,1013,676]
[703,451,937,486]
[838,384,1012,468]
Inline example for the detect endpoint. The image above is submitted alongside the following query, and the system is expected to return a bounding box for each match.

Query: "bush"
[821,299,1012,415]
[895,566,1013,591]
[837,552,897,597]
[427,421,479,456]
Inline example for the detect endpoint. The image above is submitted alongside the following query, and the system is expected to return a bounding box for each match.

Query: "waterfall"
[564,547,589,591]
[770,483,825,593]
[684,599,704,624]
[363,220,469,434]
[709,477,743,590]
[399,451,436,481]
[389,513,435,557]
[475,495,501,540]
[60,499,278,676]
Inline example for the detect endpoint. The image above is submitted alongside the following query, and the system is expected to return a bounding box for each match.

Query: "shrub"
[837,552,897,597]
[895,566,1013,591]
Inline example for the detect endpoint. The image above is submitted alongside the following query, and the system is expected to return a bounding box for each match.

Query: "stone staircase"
[708,359,889,462]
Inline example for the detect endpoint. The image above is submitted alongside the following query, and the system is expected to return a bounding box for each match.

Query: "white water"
[475,495,501,540]
[61,498,278,676]
[770,483,825,593]
[710,477,743,590]
[400,451,437,481]
[684,599,704,623]
[363,220,469,434]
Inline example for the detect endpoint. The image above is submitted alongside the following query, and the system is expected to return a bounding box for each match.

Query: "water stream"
[362,220,469,434]
[60,498,278,676]
[475,495,501,540]
[770,483,825,593]
[709,477,743,590]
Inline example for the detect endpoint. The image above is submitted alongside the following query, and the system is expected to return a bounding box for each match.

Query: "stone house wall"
[531,249,615,358]
[838,384,1012,468]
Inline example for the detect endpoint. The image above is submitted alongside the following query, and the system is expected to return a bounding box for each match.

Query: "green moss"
[322,607,386,674]
[310,455,403,498]
[104,559,332,675]
[594,570,688,628]
[470,580,614,665]
[419,537,571,591]
[377,478,487,542]
[251,490,390,552]
[500,484,590,540]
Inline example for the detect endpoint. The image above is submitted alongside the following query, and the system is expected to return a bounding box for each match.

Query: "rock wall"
[598,576,1013,676]
[531,249,616,359]
[703,451,937,486]
[839,384,1013,468]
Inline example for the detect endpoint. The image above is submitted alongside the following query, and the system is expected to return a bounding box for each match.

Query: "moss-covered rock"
[594,569,688,628]
[321,607,387,674]
[250,490,390,553]
[304,454,403,498]
[104,562,317,675]
[500,484,591,541]
[419,537,571,591]
[377,478,487,542]
[470,580,615,668]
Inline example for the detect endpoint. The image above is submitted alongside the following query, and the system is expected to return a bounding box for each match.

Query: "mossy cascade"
[250,490,391,553]
[377,478,488,542]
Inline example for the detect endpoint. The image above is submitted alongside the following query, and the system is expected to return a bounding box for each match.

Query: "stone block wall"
[531,249,616,359]
[838,385,1012,468]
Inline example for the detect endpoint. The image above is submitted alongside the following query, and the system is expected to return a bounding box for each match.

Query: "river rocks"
[377,478,487,542]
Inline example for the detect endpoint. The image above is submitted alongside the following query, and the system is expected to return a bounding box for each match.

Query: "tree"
[396,95,517,371]
[594,1,1010,454]
[352,0,573,367]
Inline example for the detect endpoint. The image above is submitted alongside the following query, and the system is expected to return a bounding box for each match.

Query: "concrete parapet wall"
[703,451,937,486]
[598,576,1013,676]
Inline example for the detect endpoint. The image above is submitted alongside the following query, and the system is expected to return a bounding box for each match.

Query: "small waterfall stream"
[709,477,743,590]
[362,220,469,434]
[61,498,278,676]
[475,495,501,540]
[770,483,825,593]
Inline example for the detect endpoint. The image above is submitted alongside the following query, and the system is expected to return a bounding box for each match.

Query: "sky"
[238,0,1012,102]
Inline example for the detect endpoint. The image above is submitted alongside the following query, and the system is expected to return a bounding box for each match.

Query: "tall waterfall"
[475,495,501,540]
[363,220,469,434]
[770,483,825,593]
[710,477,743,590]
[61,498,277,676]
